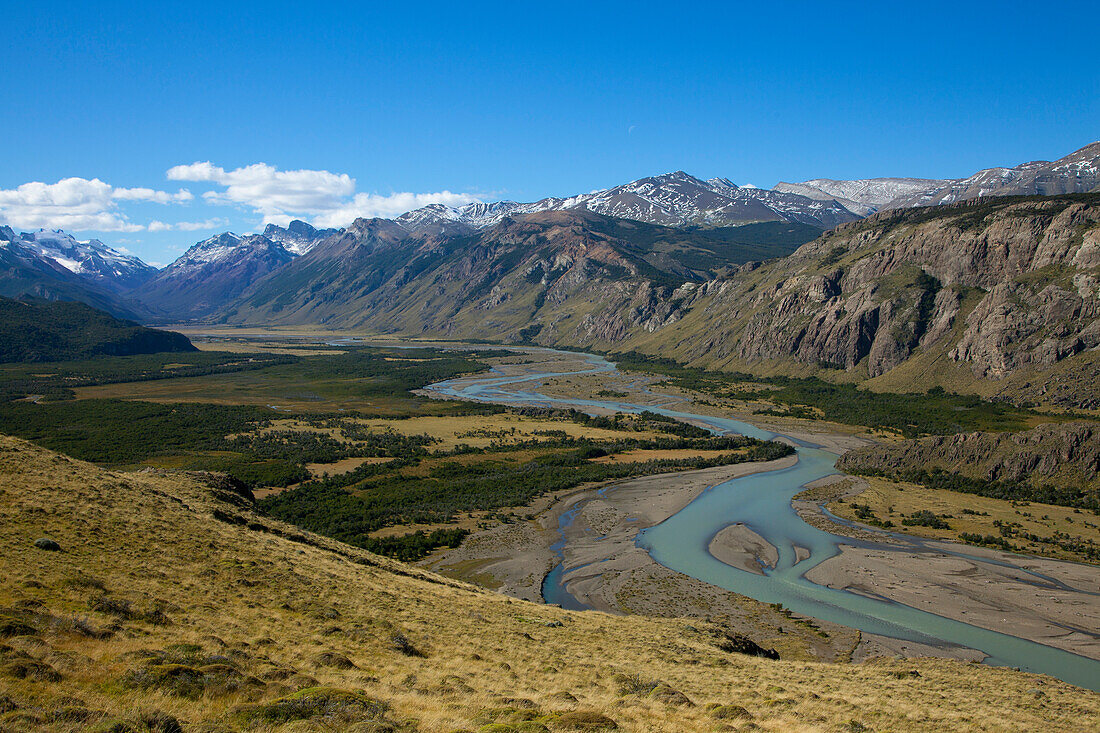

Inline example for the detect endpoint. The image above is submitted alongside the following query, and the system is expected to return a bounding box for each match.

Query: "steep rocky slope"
[2,433,1096,731]
[620,193,1100,406]
[224,211,811,336]
[837,421,1100,501]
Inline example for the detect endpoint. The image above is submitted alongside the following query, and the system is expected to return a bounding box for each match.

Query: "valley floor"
[4,433,1098,731]
[2,334,1099,730]
[422,351,1100,666]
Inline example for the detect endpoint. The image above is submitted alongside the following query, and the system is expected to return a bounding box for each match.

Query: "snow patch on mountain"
[774,178,947,216]
[396,170,860,233]
[262,220,337,255]
[0,228,157,292]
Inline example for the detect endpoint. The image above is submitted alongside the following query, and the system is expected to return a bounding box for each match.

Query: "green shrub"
[233,686,388,724]
[901,510,951,529]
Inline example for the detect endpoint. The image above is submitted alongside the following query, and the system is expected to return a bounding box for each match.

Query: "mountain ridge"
[221,210,817,335]
[222,192,1100,410]
[0,226,152,319]
[778,142,1100,215]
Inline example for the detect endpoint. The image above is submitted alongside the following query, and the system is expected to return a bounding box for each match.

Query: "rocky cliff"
[620,194,1100,406]
[836,421,1100,498]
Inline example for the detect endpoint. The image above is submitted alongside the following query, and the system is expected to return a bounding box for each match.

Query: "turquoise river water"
[428,349,1100,691]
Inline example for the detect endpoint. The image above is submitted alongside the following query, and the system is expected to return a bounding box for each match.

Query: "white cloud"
[167,160,481,228]
[168,161,353,218]
[165,161,224,181]
[147,217,228,232]
[1,163,484,237]
[112,187,193,203]
[312,191,482,228]
[0,177,190,232]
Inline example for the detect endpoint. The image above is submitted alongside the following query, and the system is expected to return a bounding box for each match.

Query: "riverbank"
[424,348,1100,684]
[425,455,870,661]
[793,476,1100,660]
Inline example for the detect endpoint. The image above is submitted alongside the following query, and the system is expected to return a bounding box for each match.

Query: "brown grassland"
[1,435,1098,732]
[829,477,1100,565]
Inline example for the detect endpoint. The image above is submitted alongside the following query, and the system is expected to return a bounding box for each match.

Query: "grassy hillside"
[1,434,1097,732]
[0,297,195,364]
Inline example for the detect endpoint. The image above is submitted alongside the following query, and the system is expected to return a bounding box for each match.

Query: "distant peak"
[653,170,699,182]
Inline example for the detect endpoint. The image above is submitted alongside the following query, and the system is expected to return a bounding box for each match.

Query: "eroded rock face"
[670,196,1100,383]
[951,282,1100,377]
[837,421,1100,492]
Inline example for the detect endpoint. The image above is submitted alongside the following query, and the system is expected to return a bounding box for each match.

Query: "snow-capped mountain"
[394,201,525,235]
[0,226,150,318]
[773,178,946,216]
[777,141,1100,214]
[133,231,300,320]
[7,228,156,292]
[886,141,1100,209]
[395,170,861,235]
[262,220,339,255]
[166,232,246,271]
[133,220,338,320]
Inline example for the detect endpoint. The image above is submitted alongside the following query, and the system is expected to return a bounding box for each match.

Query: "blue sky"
[1,1,1097,265]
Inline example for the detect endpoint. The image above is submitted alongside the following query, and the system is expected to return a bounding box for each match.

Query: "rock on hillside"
[620,193,1100,406]
[837,421,1100,498]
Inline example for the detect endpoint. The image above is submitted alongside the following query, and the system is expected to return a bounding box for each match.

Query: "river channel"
[428,349,1100,691]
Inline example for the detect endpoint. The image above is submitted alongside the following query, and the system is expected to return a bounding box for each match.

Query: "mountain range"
[776,141,1100,215]
[0,226,153,319]
[2,142,1099,406]
[130,222,337,320]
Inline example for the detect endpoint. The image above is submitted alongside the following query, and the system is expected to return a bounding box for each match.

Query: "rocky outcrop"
[649,195,1100,387]
[837,421,1100,494]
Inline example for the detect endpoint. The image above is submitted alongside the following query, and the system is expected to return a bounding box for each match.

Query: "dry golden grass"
[830,477,1100,564]
[590,448,747,464]
[1,434,1097,732]
[353,414,667,451]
